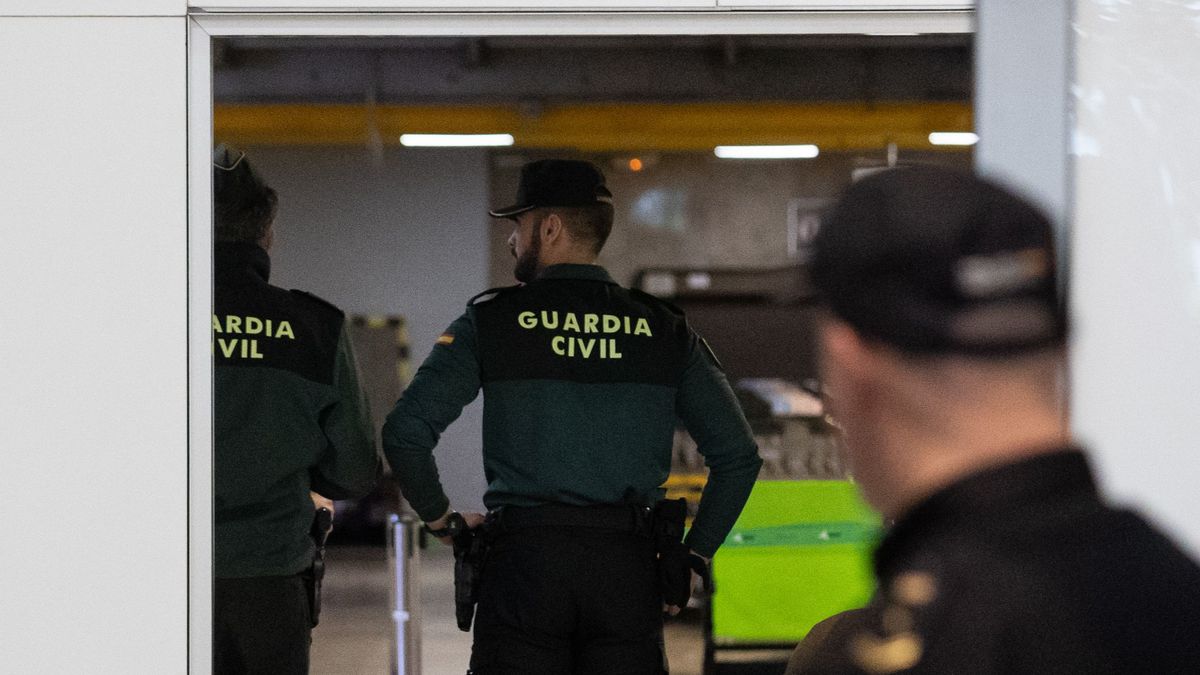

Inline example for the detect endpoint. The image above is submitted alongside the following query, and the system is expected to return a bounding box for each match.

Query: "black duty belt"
[489,503,653,537]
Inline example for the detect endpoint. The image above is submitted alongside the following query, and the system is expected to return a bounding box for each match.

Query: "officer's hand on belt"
[664,551,710,616]
[311,492,335,526]
[425,509,486,546]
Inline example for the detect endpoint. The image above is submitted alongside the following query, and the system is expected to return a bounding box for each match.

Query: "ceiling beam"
[214,101,973,151]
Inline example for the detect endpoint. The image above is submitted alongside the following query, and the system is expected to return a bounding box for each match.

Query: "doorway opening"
[192,12,973,674]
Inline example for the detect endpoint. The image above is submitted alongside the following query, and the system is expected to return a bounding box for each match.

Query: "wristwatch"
[423,511,467,539]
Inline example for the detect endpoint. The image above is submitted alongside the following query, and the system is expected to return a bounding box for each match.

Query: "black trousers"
[469,525,667,675]
[214,574,312,675]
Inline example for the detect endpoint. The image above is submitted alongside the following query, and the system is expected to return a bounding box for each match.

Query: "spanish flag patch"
[436,333,455,346]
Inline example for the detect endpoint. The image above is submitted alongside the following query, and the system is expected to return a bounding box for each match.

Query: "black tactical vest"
[213,242,343,385]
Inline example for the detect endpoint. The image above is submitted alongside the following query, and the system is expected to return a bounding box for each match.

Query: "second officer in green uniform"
[382,159,761,674]
[212,146,380,674]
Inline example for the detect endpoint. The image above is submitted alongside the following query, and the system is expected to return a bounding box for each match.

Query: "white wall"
[0,14,188,673]
[1071,1,1200,559]
[979,0,1200,559]
[0,0,184,14]
[245,146,492,512]
[191,0,967,9]
[975,0,1070,226]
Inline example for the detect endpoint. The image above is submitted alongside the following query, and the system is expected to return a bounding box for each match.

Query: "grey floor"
[309,544,714,675]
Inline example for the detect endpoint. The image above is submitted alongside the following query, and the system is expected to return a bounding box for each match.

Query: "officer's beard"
[513,226,542,283]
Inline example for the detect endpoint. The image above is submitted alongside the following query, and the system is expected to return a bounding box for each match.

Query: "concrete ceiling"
[213,34,972,105]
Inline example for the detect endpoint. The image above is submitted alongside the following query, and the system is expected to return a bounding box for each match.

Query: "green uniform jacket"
[382,264,761,557]
[214,242,380,578]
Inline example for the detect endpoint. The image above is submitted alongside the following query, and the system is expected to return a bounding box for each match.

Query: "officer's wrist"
[424,510,470,539]
[425,508,453,531]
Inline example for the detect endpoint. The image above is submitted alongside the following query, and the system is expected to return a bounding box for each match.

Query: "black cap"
[212,143,267,196]
[212,143,277,243]
[213,143,244,173]
[489,159,613,219]
[810,166,1067,356]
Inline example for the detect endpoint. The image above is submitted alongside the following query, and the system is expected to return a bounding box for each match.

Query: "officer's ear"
[541,212,566,245]
[258,224,275,253]
[824,321,924,402]
[819,319,881,387]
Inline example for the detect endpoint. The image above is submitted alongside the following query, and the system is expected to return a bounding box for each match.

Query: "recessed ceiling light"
[929,132,979,146]
[714,145,820,160]
[400,133,514,147]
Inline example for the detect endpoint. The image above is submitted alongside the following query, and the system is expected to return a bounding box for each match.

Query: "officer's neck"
[872,392,1070,521]
[537,247,597,270]
[891,421,1068,518]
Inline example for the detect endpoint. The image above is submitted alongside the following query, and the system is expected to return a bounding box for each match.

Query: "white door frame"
[186,8,972,672]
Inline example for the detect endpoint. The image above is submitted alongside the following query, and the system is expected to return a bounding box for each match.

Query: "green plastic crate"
[709,480,881,644]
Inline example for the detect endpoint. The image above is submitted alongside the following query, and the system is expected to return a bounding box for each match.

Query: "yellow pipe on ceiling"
[214,102,973,152]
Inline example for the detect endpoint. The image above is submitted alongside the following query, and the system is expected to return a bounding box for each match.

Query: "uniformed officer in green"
[795,167,1200,674]
[382,159,762,674]
[212,146,380,674]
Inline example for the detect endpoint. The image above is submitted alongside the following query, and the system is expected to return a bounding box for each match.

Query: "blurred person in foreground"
[794,166,1200,674]
[212,145,380,674]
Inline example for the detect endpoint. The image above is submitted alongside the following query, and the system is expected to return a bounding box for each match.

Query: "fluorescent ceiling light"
[866,32,921,36]
[400,133,514,147]
[929,132,979,146]
[714,145,819,160]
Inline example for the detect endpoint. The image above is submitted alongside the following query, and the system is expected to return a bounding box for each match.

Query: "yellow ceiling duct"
[214,102,972,152]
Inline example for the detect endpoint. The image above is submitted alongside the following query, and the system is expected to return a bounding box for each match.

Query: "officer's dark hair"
[213,147,278,244]
[539,204,614,254]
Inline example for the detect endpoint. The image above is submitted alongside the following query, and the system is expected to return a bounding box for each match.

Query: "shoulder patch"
[629,288,686,316]
[290,289,345,318]
[842,570,939,674]
[468,284,522,307]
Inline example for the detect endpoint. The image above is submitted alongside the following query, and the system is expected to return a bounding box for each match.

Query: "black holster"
[453,526,487,632]
[652,499,712,608]
[304,507,333,628]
